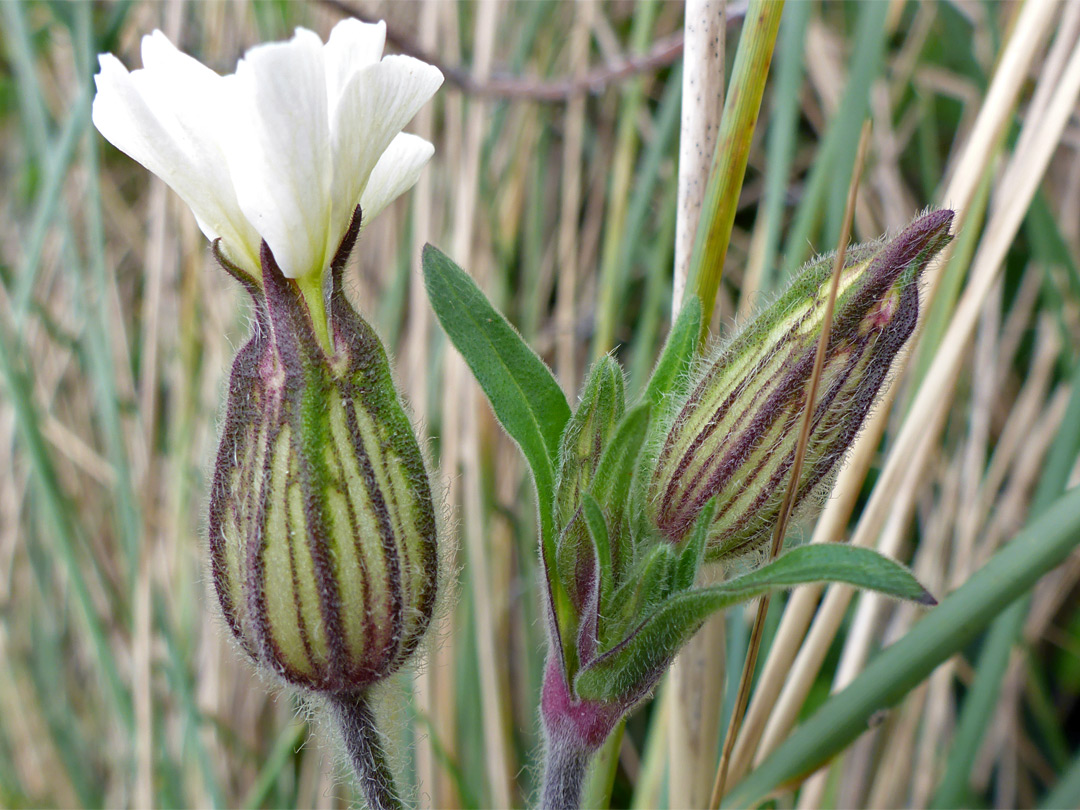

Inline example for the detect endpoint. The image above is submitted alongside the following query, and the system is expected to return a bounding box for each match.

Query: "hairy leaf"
[581,493,613,608]
[422,244,572,653]
[590,404,650,583]
[555,357,625,530]
[576,544,933,702]
[672,497,716,593]
[642,296,702,409]
[423,245,570,486]
[603,544,675,651]
[591,405,651,505]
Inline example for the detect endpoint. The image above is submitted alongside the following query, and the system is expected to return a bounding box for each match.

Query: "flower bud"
[555,357,625,529]
[649,210,953,558]
[208,214,438,695]
[555,357,624,613]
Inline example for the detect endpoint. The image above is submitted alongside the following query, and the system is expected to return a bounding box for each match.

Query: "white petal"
[139,29,219,86]
[359,133,434,222]
[92,46,261,273]
[223,28,332,279]
[329,55,443,247]
[323,19,386,115]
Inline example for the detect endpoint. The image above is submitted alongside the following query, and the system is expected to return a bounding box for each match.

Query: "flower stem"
[329,691,403,810]
[540,738,592,810]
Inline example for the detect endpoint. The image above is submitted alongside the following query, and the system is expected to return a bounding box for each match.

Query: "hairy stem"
[329,691,402,810]
[540,738,592,810]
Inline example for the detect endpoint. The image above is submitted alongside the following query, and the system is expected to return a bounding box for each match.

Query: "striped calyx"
[649,210,954,558]
[208,210,437,695]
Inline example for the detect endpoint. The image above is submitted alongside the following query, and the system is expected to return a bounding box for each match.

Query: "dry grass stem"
[554,0,592,396]
[668,3,727,807]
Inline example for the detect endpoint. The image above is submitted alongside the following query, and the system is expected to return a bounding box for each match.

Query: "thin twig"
[319,0,743,101]
[709,120,873,810]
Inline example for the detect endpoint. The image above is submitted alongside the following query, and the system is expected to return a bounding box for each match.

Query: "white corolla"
[92,19,442,283]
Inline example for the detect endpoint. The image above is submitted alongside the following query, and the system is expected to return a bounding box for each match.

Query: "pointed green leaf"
[726,544,935,604]
[672,497,716,593]
[423,244,570,495]
[603,544,674,650]
[642,297,702,408]
[423,244,574,661]
[576,544,933,702]
[590,404,651,585]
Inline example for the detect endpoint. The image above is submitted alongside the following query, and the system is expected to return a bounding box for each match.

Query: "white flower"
[92,20,443,281]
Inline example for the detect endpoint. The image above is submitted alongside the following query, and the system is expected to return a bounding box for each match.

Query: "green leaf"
[556,356,625,529]
[423,245,570,476]
[723,485,1080,809]
[423,244,571,625]
[642,297,701,409]
[590,404,651,583]
[672,497,716,593]
[576,544,932,702]
[604,545,675,650]
[591,404,651,511]
[582,493,613,607]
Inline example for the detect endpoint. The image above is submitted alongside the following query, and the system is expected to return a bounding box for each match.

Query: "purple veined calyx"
[649,210,954,560]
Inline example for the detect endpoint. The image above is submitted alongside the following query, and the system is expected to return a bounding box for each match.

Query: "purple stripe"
[344,398,405,680]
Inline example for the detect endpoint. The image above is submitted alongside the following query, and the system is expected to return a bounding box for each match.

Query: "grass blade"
[1040,747,1080,810]
[724,484,1080,808]
[780,1,889,273]
[930,357,1080,807]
